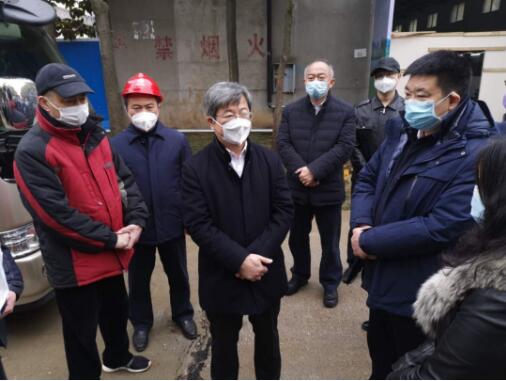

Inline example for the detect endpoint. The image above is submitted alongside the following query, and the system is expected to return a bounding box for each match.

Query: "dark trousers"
[54,275,132,380]
[206,301,281,380]
[288,203,342,290]
[0,357,6,380]
[128,236,194,329]
[367,308,426,379]
[347,172,362,267]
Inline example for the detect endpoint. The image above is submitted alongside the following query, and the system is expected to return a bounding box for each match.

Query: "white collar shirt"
[226,141,248,177]
[313,97,327,115]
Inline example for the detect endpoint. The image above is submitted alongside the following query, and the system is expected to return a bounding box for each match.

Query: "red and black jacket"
[13,108,148,289]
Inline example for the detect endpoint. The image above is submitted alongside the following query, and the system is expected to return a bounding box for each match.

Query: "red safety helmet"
[121,73,163,102]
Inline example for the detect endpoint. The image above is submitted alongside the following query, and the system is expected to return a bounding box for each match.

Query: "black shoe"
[323,289,338,308]
[132,327,149,352]
[286,276,308,296]
[342,259,364,285]
[102,355,152,373]
[177,318,197,340]
[361,320,369,332]
[342,266,354,284]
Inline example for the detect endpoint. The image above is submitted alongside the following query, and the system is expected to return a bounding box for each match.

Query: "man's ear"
[38,95,51,112]
[448,92,461,111]
[328,78,336,89]
[206,116,215,129]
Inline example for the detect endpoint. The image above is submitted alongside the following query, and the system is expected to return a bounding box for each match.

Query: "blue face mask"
[470,185,485,223]
[305,80,329,100]
[404,94,450,130]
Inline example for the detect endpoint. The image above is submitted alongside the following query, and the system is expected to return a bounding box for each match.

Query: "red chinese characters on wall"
[248,33,265,58]
[149,33,266,62]
[155,35,174,60]
[201,35,220,60]
[113,35,127,49]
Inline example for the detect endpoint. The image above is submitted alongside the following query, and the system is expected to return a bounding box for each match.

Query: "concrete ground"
[2,211,371,379]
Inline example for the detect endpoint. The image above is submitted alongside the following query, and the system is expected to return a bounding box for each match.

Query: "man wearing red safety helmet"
[111,73,196,352]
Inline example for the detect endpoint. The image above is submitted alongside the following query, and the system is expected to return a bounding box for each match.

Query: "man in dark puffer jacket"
[277,60,355,308]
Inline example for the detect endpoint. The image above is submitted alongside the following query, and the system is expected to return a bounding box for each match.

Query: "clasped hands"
[351,225,377,261]
[114,224,143,250]
[295,166,319,187]
[235,254,273,282]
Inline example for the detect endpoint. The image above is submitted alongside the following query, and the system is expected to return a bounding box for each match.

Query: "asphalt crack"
[176,313,211,380]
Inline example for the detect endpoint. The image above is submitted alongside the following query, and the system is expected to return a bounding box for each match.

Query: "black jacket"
[182,139,293,315]
[0,246,23,347]
[388,253,506,379]
[351,92,404,174]
[277,95,356,206]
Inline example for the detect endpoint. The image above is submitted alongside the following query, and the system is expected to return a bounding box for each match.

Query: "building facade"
[107,0,374,129]
[392,0,506,122]
[394,0,506,33]
[391,31,506,121]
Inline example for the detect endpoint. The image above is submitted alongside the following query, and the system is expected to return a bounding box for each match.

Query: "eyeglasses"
[216,111,252,123]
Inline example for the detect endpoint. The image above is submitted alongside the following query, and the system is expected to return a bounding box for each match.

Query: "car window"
[0,23,62,80]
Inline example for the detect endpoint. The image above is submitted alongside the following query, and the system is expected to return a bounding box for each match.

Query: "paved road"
[3,211,371,379]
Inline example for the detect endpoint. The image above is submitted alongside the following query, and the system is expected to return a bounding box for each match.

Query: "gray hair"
[304,60,335,79]
[204,81,253,118]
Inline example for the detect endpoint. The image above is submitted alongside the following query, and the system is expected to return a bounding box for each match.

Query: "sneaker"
[102,355,152,373]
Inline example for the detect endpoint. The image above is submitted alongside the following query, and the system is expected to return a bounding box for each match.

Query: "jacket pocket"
[402,172,449,218]
[103,162,119,193]
[79,172,104,211]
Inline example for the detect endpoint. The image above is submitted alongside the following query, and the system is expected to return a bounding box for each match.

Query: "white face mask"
[214,117,252,145]
[131,111,158,132]
[46,98,89,127]
[374,76,397,94]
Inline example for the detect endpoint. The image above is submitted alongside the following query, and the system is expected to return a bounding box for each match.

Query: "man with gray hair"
[277,60,355,308]
[182,82,293,379]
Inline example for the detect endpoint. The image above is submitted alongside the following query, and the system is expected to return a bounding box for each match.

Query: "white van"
[0,0,63,308]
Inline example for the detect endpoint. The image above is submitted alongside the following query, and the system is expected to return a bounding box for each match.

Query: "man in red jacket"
[14,63,151,379]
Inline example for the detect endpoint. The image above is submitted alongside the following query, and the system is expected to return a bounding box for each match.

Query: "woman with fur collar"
[388,137,506,379]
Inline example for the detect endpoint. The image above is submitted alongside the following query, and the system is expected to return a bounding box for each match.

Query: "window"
[450,2,465,22]
[409,19,418,32]
[427,12,438,28]
[394,24,403,32]
[0,23,63,80]
[483,0,501,12]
